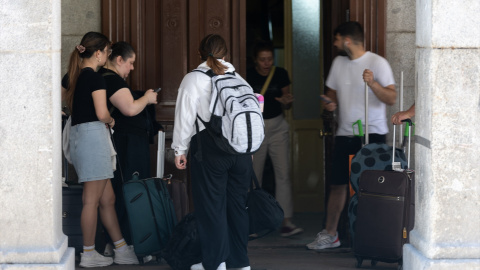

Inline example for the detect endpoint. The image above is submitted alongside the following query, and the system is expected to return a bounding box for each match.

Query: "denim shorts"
[69,121,114,183]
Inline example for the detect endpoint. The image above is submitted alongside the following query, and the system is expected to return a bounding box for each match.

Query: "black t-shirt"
[62,68,107,126]
[246,66,291,119]
[97,67,129,110]
[97,67,150,134]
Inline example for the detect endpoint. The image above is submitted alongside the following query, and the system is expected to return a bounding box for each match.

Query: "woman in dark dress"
[98,41,158,247]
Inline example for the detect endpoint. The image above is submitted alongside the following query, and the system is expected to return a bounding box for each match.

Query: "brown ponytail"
[199,34,228,75]
[65,49,81,112]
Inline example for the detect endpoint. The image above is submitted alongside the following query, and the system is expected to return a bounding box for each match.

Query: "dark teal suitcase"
[123,175,177,258]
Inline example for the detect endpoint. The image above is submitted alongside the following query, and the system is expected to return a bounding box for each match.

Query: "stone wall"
[61,0,101,75]
[385,0,416,165]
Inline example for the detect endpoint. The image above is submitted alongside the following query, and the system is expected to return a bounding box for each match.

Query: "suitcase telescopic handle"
[364,82,369,145]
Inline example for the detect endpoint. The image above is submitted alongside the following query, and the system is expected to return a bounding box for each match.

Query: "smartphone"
[154,87,162,93]
[319,95,332,104]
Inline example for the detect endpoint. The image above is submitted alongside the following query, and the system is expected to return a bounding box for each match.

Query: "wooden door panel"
[292,122,325,212]
[349,0,386,56]
[102,0,245,122]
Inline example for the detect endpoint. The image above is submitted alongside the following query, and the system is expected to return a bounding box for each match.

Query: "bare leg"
[325,184,348,236]
[81,179,108,246]
[98,179,123,242]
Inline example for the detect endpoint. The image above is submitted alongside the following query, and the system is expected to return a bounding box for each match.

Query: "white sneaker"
[79,250,114,268]
[113,245,139,265]
[191,262,226,270]
[228,267,251,270]
[306,229,341,250]
[191,263,204,270]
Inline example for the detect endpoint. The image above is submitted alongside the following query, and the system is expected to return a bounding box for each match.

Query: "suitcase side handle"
[392,119,413,170]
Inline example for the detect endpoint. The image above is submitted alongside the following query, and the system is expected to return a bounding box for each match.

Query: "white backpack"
[194,68,265,155]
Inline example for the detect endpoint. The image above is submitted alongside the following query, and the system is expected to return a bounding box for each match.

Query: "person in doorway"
[61,32,139,267]
[98,41,158,253]
[392,103,415,124]
[306,21,396,250]
[246,40,302,237]
[172,34,252,270]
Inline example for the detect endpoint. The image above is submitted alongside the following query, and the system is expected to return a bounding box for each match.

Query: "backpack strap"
[260,66,276,96]
[192,69,216,78]
[194,116,206,162]
[192,69,235,77]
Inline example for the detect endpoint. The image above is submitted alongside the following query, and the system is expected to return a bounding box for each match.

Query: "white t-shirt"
[326,51,395,136]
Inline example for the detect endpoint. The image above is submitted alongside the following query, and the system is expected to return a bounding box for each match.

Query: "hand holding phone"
[154,87,162,93]
[319,95,332,104]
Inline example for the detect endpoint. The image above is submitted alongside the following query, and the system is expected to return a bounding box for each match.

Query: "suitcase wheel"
[355,256,363,268]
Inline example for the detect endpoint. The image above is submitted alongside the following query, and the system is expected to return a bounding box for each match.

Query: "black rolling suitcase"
[353,123,415,269]
[62,185,83,255]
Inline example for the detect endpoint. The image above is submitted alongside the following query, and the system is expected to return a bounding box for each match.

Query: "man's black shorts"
[331,134,386,186]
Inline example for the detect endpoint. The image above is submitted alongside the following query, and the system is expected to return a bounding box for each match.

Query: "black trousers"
[190,130,251,270]
[331,134,386,186]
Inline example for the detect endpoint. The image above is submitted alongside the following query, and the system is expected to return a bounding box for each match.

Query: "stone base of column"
[1,248,75,270]
[404,244,480,270]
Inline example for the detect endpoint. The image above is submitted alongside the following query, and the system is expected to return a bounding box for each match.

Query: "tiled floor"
[75,212,399,270]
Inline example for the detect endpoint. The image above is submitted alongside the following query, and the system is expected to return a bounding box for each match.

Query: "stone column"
[403,0,480,269]
[0,0,74,269]
[385,0,417,166]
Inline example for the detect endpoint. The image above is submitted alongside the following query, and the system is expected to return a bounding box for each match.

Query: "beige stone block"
[61,0,101,35]
[386,0,416,32]
[417,0,480,48]
[404,244,480,270]
[61,35,84,75]
[386,32,416,88]
[0,1,61,51]
[412,48,480,259]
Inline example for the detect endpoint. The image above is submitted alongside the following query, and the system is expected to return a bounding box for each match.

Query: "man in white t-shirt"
[307,21,396,250]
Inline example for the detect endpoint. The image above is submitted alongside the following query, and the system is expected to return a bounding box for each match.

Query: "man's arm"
[391,104,415,125]
[363,69,396,106]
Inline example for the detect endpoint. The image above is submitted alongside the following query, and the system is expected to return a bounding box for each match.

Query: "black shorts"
[331,134,386,186]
